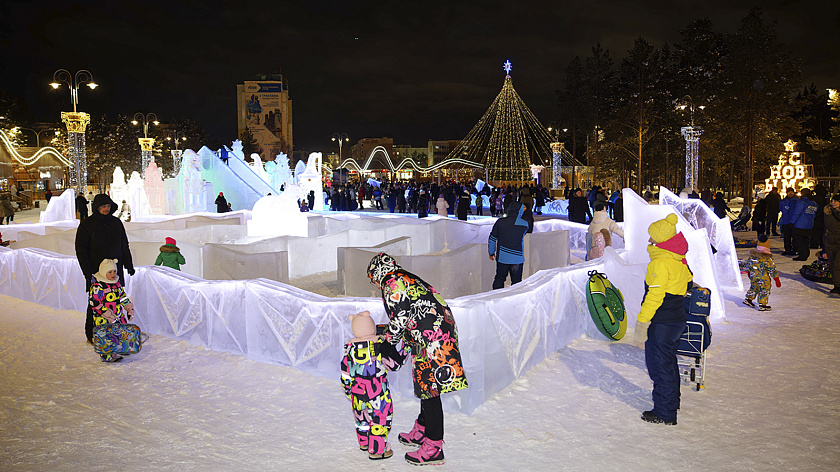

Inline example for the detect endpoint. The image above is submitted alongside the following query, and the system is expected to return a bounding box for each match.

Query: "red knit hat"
[165,237,176,246]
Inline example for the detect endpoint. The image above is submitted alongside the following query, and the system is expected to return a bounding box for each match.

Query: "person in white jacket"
[436,195,449,217]
[586,203,624,258]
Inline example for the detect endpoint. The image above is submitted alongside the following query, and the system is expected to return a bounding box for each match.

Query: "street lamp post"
[332,132,349,161]
[51,69,97,195]
[12,127,59,148]
[132,113,159,175]
[678,95,705,192]
[166,131,187,176]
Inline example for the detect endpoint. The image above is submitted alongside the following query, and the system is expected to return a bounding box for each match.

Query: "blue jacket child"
[488,201,529,289]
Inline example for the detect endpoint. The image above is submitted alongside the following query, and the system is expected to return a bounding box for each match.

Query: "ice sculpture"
[127,171,153,218]
[297,153,325,211]
[621,188,726,321]
[109,166,130,206]
[196,146,274,212]
[269,152,293,191]
[293,159,306,185]
[39,187,76,223]
[180,149,207,214]
[247,194,308,237]
[143,157,165,215]
[230,139,245,160]
[658,187,742,291]
[250,153,271,184]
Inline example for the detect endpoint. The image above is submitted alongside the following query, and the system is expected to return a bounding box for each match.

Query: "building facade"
[236,74,293,162]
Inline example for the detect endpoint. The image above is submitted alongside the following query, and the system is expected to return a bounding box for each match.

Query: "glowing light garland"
[0,129,72,167]
[335,61,559,182]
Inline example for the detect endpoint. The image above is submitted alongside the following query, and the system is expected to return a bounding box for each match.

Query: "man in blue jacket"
[779,188,799,256]
[488,201,529,289]
[791,188,819,261]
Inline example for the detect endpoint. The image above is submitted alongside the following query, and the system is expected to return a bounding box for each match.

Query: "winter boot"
[399,420,425,447]
[641,410,676,425]
[758,305,771,311]
[405,438,445,466]
[369,446,393,461]
[742,299,755,308]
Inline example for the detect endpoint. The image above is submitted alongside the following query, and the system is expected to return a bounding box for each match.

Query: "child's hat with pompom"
[648,213,679,243]
[165,237,176,246]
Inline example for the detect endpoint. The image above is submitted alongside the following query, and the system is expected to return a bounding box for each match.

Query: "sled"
[585,270,627,340]
[92,323,145,355]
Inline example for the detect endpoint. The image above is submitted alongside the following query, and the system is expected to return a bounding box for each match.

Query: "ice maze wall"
[0,189,734,414]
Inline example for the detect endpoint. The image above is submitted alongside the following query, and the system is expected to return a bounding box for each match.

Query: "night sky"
[1,0,837,151]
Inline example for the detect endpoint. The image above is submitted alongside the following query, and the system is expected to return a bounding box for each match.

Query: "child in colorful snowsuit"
[340,310,405,460]
[154,237,186,270]
[367,253,469,466]
[739,235,781,311]
[89,259,134,362]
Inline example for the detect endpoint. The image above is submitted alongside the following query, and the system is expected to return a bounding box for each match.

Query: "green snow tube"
[585,270,627,340]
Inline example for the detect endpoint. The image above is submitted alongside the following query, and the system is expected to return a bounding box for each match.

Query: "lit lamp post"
[51,69,97,194]
[678,95,705,192]
[547,123,568,191]
[332,132,349,160]
[132,112,159,175]
[166,131,187,176]
[12,127,59,148]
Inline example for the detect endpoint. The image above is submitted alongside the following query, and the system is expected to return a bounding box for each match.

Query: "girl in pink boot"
[367,253,469,466]
[340,310,405,460]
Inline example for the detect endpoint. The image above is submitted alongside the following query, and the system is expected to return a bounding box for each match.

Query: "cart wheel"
[690,368,696,382]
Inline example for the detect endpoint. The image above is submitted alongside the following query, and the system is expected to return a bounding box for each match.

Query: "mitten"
[774,277,781,288]
[634,321,650,344]
[127,268,136,276]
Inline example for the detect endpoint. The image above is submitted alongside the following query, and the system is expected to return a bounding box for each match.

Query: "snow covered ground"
[1,217,839,470]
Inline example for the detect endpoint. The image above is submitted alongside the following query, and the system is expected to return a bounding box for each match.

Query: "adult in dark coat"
[456,191,470,220]
[711,192,728,220]
[74,193,135,342]
[75,193,89,220]
[567,188,591,224]
[810,184,828,248]
[215,192,228,213]
[753,195,767,237]
[535,187,545,215]
[764,187,781,236]
[417,190,430,218]
[613,193,624,222]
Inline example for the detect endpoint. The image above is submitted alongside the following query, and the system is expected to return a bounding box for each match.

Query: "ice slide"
[196,146,277,212]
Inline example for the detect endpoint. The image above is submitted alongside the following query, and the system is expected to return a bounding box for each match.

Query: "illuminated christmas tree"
[442,60,554,183]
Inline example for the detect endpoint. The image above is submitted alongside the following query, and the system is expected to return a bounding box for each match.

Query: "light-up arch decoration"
[338,145,483,175]
[0,129,72,167]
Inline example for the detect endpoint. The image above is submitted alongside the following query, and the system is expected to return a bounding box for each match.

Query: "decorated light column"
[167,131,186,176]
[50,69,97,194]
[677,95,705,191]
[551,142,563,189]
[132,112,158,175]
[62,112,91,193]
[681,126,702,191]
[139,138,155,176]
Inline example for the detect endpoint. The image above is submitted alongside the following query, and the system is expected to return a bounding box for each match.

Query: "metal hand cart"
[677,316,708,391]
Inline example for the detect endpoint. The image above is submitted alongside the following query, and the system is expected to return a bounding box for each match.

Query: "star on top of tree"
[503,60,512,75]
